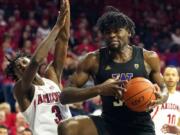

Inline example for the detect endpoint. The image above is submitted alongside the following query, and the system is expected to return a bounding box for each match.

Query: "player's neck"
[168,86,176,94]
[113,45,132,63]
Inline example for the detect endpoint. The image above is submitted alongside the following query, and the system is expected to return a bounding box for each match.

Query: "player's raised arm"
[21,3,67,90]
[46,0,70,86]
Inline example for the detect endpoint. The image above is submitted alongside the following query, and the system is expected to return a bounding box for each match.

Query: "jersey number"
[52,105,62,124]
[167,114,176,125]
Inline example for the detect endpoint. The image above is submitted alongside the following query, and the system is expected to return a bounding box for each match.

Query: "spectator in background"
[69,28,78,49]
[0,125,8,135]
[21,40,33,54]
[36,19,50,40]
[0,102,16,131]
[171,26,180,45]
[74,38,98,55]
[10,113,29,135]
[0,10,7,44]
[0,111,6,126]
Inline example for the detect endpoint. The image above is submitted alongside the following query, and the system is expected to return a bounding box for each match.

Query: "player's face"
[104,28,131,51]
[163,67,179,88]
[14,57,30,79]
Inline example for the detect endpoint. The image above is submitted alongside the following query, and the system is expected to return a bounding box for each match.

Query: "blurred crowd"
[0,0,180,134]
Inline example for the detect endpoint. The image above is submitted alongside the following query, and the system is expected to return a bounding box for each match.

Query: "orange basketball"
[123,77,156,112]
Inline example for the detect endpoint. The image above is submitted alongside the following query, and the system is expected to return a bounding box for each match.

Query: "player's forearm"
[60,86,101,104]
[33,25,61,64]
[63,0,70,40]
[53,38,68,77]
[56,2,70,41]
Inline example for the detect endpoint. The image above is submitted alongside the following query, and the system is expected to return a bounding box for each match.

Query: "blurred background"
[0,0,180,134]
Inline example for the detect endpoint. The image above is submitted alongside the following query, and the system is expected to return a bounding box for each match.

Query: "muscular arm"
[144,50,169,103]
[60,52,100,104]
[46,0,70,86]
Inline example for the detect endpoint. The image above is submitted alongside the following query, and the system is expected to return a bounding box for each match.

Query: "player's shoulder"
[77,50,100,73]
[78,49,101,65]
[143,49,159,59]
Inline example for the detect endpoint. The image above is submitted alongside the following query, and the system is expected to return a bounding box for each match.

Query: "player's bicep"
[69,52,98,87]
[144,50,164,86]
[70,70,90,87]
[53,39,68,80]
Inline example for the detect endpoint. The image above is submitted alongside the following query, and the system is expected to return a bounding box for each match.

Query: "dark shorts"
[89,115,155,135]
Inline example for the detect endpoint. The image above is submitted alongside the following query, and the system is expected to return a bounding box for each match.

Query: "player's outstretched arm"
[14,0,67,94]
[46,0,70,86]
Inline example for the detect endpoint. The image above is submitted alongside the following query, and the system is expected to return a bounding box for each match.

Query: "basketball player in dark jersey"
[58,6,169,135]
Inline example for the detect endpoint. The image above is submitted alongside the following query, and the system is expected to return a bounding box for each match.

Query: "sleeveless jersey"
[152,91,180,135]
[22,78,72,135]
[93,45,152,125]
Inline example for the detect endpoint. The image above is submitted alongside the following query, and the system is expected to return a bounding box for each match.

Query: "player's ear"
[127,29,132,37]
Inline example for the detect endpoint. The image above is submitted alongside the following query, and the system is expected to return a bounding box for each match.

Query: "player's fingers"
[114,90,122,99]
[119,80,128,86]
[152,99,162,105]
[112,84,127,93]
[146,100,157,111]
[154,91,161,99]
[146,105,155,112]
[119,87,127,93]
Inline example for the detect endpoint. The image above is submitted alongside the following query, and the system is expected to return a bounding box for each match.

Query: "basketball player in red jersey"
[58,6,169,135]
[5,0,72,135]
[152,66,180,135]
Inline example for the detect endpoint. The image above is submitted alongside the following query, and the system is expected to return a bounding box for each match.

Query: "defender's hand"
[55,0,68,28]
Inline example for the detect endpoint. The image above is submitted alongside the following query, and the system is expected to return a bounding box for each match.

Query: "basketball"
[123,77,156,112]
